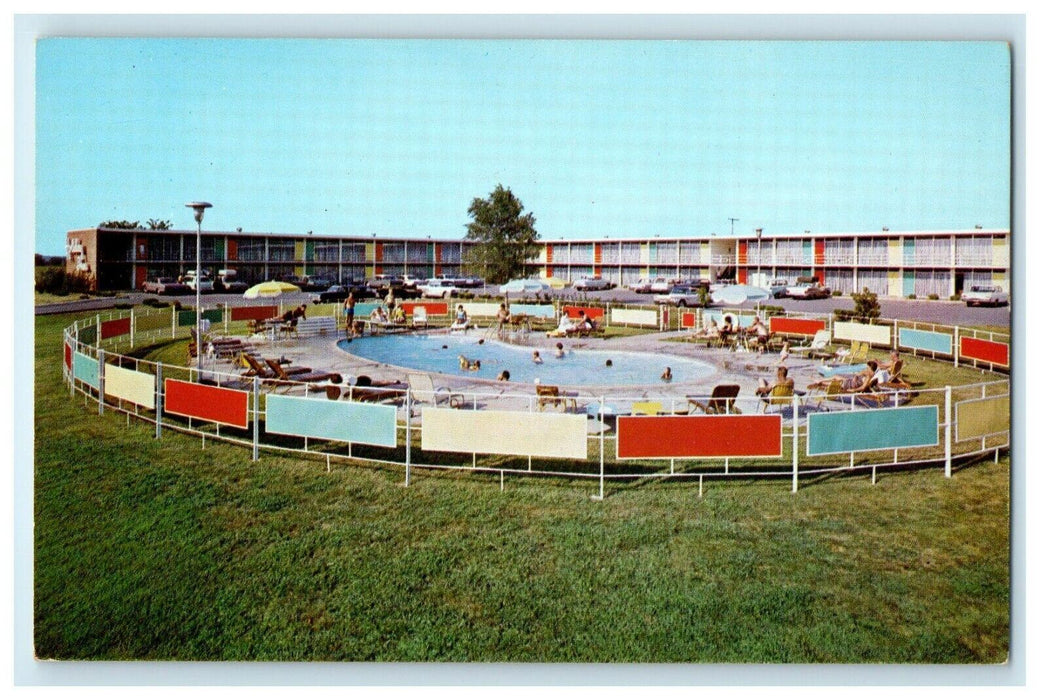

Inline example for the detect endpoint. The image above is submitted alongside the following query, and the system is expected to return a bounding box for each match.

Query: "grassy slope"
[33,313,1010,662]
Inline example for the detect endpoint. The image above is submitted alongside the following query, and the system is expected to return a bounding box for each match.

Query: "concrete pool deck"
[228,326,871,417]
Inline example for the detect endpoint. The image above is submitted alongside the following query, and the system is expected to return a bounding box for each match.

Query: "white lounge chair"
[408,373,465,408]
[412,306,428,329]
[793,329,832,358]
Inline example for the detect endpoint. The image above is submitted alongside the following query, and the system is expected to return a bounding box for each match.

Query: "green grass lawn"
[33,312,1010,662]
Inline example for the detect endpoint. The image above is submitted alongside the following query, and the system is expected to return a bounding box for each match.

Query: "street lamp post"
[185,202,212,376]
[755,227,763,287]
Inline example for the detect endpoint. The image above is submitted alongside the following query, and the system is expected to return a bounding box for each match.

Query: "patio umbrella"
[711,284,771,306]
[499,278,552,295]
[243,280,302,299]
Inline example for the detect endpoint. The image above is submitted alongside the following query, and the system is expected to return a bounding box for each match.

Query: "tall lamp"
[185,201,212,375]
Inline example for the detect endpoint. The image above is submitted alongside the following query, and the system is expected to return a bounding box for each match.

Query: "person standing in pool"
[533,350,544,364]
[661,367,673,382]
[555,342,565,359]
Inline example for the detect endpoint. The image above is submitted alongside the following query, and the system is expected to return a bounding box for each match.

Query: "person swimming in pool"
[497,370,510,381]
[605,359,613,367]
[532,350,543,364]
[458,354,481,371]
[661,366,672,382]
[555,342,565,359]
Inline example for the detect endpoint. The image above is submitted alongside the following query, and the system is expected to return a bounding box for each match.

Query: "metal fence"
[62,303,1011,498]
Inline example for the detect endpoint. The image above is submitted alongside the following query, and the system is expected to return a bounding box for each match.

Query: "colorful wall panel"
[421,408,588,459]
[73,351,99,389]
[833,321,892,347]
[959,337,1009,367]
[610,308,659,327]
[617,415,782,459]
[955,395,1009,441]
[231,305,278,322]
[807,406,939,455]
[265,395,396,447]
[163,379,249,429]
[563,305,605,321]
[769,317,826,337]
[898,328,953,355]
[100,317,131,340]
[104,364,156,410]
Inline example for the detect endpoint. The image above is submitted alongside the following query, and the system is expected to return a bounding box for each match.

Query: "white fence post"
[97,349,105,416]
[944,385,953,478]
[597,395,606,501]
[155,363,163,440]
[953,326,960,367]
[130,309,136,349]
[791,393,799,493]
[252,377,260,462]
[405,388,412,487]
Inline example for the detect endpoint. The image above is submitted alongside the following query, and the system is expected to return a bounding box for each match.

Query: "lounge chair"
[412,307,428,329]
[407,373,464,408]
[346,376,406,403]
[264,358,342,384]
[760,383,797,413]
[630,401,663,416]
[793,330,832,358]
[688,384,741,414]
[535,384,579,412]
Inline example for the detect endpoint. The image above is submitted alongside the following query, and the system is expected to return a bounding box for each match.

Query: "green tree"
[851,287,881,320]
[99,220,141,229]
[463,184,540,285]
[146,219,172,230]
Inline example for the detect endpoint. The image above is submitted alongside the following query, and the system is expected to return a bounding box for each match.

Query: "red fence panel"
[564,305,605,320]
[617,414,782,459]
[769,317,826,337]
[960,336,1009,367]
[100,317,131,339]
[163,379,249,429]
[681,311,697,329]
[231,305,278,322]
[64,342,72,371]
[402,301,449,316]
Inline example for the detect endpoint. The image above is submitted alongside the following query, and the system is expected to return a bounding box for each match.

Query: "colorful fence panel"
[610,308,659,327]
[617,415,782,459]
[100,317,131,340]
[231,305,278,322]
[78,324,97,345]
[265,395,397,447]
[681,311,697,329]
[807,406,939,455]
[163,379,249,429]
[833,321,893,347]
[135,310,171,331]
[563,305,605,321]
[955,395,1010,441]
[509,304,556,318]
[402,301,449,316]
[64,342,72,371]
[177,308,224,327]
[421,408,588,459]
[769,317,826,337]
[959,336,1009,367]
[104,364,156,410]
[461,302,501,318]
[898,327,953,355]
[73,351,99,389]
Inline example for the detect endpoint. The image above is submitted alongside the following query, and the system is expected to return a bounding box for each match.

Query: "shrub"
[831,290,843,297]
[928,293,939,300]
[114,302,133,310]
[950,294,961,301]
[850,287,881,320]
[907,293,917,300]
[759,305,784,316]
[35,266,93,295]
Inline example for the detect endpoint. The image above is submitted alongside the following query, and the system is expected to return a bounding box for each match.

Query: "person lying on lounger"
[808,361,879,393]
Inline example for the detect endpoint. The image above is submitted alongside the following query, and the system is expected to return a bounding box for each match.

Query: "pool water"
[337,331,716,387]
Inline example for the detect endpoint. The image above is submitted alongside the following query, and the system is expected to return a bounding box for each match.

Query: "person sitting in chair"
[756,365,795,396]
[451,305,469,330]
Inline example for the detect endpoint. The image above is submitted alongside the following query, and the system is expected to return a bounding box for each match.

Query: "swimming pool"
[337,331,717,387]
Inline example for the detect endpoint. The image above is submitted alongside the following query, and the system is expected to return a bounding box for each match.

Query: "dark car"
[141,277,190,295]
[786,282,832,299]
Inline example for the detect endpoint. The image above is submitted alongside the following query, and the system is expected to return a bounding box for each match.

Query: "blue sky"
[34,39,1011,254]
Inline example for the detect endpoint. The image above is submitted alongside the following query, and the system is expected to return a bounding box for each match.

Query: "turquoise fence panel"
[265,394,397,447]
[899,328,952,355]
[73,351,99,389]
[510,304,557,318]
[808,405,939,455]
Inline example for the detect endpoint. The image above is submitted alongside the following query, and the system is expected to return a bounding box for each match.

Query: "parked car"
[214,269,248,293]
[310,285,352,304]
[300,276,335,292]
[785,282,832,299]
[367,274,405,293]
[401,275,424,291]
[141,277,190,295]
[767,278,791,298]
[654,285,705,307]
[649,277,675,293]
[960,285,1008,307]
[457,275,486,289]
[628,278,653,293]
[420,278,461,299]
[183,272,214,293]
[573,277,614,291]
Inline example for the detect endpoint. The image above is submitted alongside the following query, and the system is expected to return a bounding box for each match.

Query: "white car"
[961,285,1008,307]
[649,277,674,294]
[628,278,653,293]
[573,277,613,291]
[183,273,214,293]
[420,278,460,298]
[654,285,704,307]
